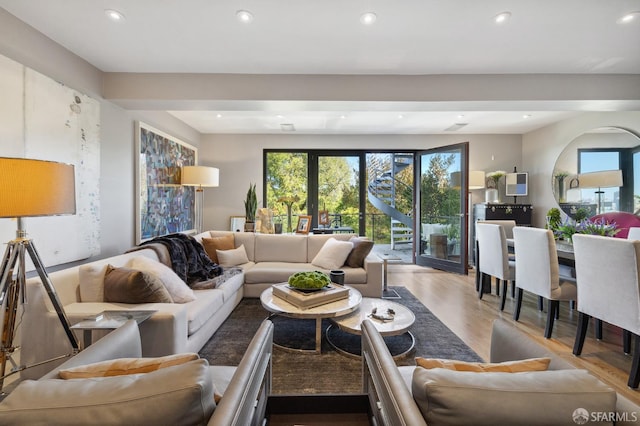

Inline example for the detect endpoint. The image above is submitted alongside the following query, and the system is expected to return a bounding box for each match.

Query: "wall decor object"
[136,122,196,243]
[296,215,312,234]
[0,53,100,268]
[230,216,246,232]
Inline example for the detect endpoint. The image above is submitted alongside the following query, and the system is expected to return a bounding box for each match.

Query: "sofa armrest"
[361,320,427,426]
[39,320,142,380]
[208,319,274,426]
[363,253,383,297]
[489,319,573,370]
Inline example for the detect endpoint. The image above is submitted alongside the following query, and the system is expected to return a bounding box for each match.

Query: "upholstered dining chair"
[512,226,577,338]
[572,234,640,388]
[627,227,640,241]
[475,222,515,311]
[474,220,516,293]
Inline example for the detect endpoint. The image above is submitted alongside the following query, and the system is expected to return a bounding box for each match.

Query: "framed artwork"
[318,210,330,226]
[136,121,197,243]
[296,215,312,234]
[230,216,246,232]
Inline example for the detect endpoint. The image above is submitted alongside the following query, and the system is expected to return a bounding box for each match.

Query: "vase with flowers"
[485,170,506,203]
[554,171,569,203]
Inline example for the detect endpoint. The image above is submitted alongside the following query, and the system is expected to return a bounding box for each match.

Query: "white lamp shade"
[469,171,486,190]
[0,157,76,218]
[450,171,485,190]
[181,166,219,187]
[578,169,623,189]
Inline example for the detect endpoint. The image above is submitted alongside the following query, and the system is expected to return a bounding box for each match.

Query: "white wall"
[198,133,523,231]
[0,10,202,262]
[523,111,640,228]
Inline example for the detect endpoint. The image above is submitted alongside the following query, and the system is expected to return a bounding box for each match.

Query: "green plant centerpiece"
[287,271,331,290]
[244,183,257,231]
[546,207,561,230]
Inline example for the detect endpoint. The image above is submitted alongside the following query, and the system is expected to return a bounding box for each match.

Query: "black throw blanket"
[141,233,223,285]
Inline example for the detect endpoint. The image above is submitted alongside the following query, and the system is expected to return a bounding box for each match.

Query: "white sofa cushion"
[412,367,617,426]
[244,262,319,284]
[127,256,196,303]
[311,238,354,270]
[0,359,215,426]
[186,289,225,335]
[255,234,308,263]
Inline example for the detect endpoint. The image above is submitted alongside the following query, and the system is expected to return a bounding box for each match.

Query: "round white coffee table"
[260,286,362,354]
[326,297,416,359]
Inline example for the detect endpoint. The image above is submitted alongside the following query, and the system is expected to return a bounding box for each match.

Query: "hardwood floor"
[391,263,640,406]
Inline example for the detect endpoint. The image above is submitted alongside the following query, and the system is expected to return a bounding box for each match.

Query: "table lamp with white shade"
[181,165,219,233]
[577,170,623,214]
[0,157,81,392]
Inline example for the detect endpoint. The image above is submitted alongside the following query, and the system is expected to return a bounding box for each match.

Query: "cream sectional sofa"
[20,246,245,379]
[198,231,383,298]
[20,230,382,380]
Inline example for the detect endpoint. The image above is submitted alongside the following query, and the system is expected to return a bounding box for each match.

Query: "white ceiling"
[2,0,639,134]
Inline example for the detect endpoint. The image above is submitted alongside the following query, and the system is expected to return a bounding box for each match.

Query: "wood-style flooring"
[393,263,640,407]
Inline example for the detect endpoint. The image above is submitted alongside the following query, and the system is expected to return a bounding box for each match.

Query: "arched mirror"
[552,127,640,218]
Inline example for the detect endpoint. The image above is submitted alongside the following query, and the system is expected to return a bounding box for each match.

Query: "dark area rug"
[199,286,482,394]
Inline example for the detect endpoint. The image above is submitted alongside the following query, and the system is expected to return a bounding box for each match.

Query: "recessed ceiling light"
[494,11,511,24]
[523,114,532,119]
[340,115,347,119]
[276,114,284,119]
[216,113,222,119]
[618,11,640,24]
[236,10,254,23]
[457,114,465,119]
[104,9,125,22]
[398,114,404,119]
[360,12,377,25]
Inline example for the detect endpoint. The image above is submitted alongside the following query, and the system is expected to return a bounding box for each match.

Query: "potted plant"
[546,207,561,231]
[244,183,257,232]
[485,170,506,203]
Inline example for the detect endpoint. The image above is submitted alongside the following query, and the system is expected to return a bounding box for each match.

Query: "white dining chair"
[512,226,577,338]
[476,222,515,311]
[474,220,516,294]
[572,233,640,388]
[627,227,640,241]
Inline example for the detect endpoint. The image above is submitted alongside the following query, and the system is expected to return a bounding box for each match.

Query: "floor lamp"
[0,158,80,392]
[181,166,220,234]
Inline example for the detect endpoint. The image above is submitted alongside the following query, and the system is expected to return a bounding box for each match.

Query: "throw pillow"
[79,263,108,302]
[411,368,616,426]
[0,359,215,425]
[202,234,235,264]
[217,244,250,267]
[311,237,354,270]
[415,356,551,373]
[345,236,374,268]
[127,256,196,303]
[59,353,200,379]
[103,265,173,304]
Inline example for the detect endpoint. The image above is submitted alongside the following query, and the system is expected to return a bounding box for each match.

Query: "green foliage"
[420,153,459,224]
[546,207,561,230]
[287,271,331,289]
[244,183,257,222]
[574,207,590,222]
[266,153,308,217]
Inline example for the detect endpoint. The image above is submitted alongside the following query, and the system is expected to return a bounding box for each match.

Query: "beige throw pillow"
[415,356,551,372]
[127,256,196,303]
[103,265,173,303]
[59,353,200,379]
[217,244,250,267]
[202,234,235,263]
[311,237,354,270]
[79,263,108,302]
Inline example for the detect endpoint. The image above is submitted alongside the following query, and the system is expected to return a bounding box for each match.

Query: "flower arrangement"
[551,216,619,242]
[486,170,506,189]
